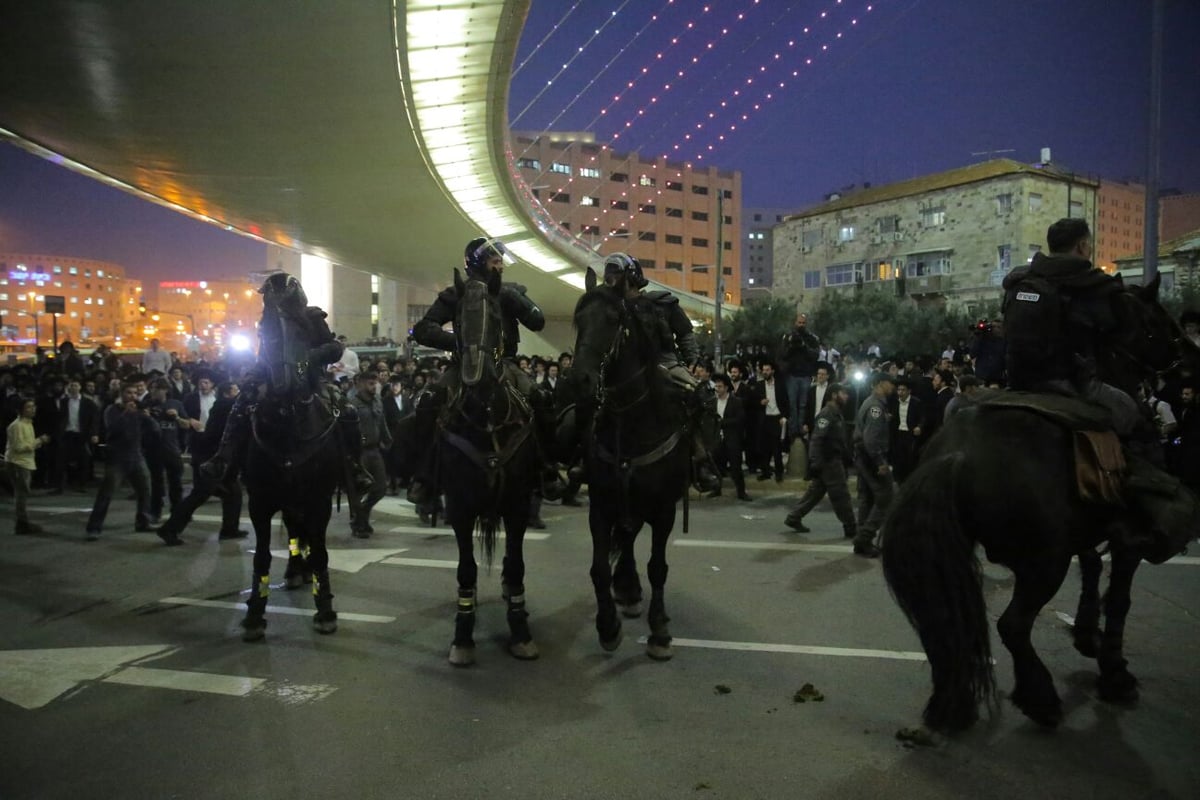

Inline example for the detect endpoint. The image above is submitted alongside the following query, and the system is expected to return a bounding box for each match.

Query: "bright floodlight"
[229,333,253,352]
[854,370,865,383]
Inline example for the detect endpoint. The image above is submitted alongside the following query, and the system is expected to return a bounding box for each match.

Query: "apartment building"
[511,132,742,305]
[0,253,141,344]
[741,207,802,297]
[1094,179,1145,272]
[772,160,1098,314]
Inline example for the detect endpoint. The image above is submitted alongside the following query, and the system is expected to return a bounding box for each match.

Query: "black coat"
[55,395,100,439]
[717,394,745,453]
[751,378,790,422]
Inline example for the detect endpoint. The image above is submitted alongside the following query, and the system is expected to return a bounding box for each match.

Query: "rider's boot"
[200,393,252,489]
[337,402,374,496]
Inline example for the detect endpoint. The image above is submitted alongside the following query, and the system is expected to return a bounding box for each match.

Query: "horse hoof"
[599,630,623,652]
[1009,689,1062,728]
[241,621,266,643]
[1097,671,1140,704]
[646,640,674,661]
[616,601,643,618]
[313,613,338,635]
[1072,630,1101,660]
[448,644,476,667]
[510,640,540,661]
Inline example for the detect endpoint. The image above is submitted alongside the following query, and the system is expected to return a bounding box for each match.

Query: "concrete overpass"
[0,0,724,352]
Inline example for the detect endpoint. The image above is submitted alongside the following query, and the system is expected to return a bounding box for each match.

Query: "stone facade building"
[771,159,1098,315]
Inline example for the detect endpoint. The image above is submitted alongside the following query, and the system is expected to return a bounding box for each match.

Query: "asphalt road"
[1,478,1198,800]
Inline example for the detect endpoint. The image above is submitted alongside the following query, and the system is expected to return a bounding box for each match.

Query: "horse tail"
[477,514,499,567]
[881,451,995,732]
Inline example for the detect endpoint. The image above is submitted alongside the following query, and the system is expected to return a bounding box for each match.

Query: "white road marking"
[380,557,459,569]
[0,645,175,709]
[26,506,91,515]
[638,636,927,662]
[247,547,411,574]
[158,596,396,623]
[674,539,851,554]
[385,525,551,540]
[104,666,264,697]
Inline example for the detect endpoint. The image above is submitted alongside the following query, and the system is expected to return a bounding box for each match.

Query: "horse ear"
[453,269,465,294]
[1145,271,1161,302]
[585,267,597,292]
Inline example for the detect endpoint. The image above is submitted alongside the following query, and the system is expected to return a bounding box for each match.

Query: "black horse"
[570,270,690,659]
[240,276,345,642]
[440,270,540,666]
[882,275,1199,732]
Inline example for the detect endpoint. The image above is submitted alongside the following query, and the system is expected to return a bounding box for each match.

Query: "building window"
[692,185,709,196]
[838,225,856,242]
[640,258,657,269]
[1028,244,1042,262]
[579,166,600,178]
[665,208,683,218]
[906,253,952,277]
[0,293,6,301]
[638,175,656,187]
[637,231,657,242]
[639,204,656,215]
[723,242,732,250]
[53,265,62,274]
[666,261,683,271]
[1069,200,1084,218]
[920,208,946,227]
[722,189,733,199]
[724,215,733,224]
[581,225,600,235]
[804,271,821,289]
[665,234,684,245]
[550,162,571,175]
[691,211,709,222]
[550,192,570,203]
[723,267,733,275]
[611,200,629,211]
[665,180,683,191]
[996,193,1013,213]
[825,263,857,286]
[68,266,78,275]
[610,172,628,183]
[692,237,709,248]
[97,269,105,278]
[997,244,1012,273]
[1028,193,1043,212]
[580,196,599,207]
[876,215,900,233]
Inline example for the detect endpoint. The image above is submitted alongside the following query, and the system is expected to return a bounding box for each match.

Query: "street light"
[16,309,40,344]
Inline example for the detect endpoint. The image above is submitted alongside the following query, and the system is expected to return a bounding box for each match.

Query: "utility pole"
[714,190,724,367]
[1143,0,1164,283]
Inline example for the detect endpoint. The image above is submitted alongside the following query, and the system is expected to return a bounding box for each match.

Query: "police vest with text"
[1002,270,1070,390]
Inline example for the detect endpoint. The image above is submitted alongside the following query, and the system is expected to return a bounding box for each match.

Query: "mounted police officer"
[785,383,856,539]
[602,253,721,493]
[851,372,896,558]
[406,236,564,504]
[1003,218,1139,435]
[199,272,373,494]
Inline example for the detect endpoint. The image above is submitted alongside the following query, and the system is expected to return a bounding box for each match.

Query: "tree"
[718,296,797,356]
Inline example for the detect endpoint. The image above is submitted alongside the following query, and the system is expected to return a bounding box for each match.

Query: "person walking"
[6,398,51,535]
[348,371,391,537]
[851,373,896,558]
[85,383,156,540]
[785,383,857,538]
[711,373,750,501]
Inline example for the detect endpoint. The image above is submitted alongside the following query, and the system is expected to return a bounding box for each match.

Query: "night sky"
[1,0,1197,283]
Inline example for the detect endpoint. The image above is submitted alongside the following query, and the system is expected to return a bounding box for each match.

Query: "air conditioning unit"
[801,245,812,254]
[893,232,904,241]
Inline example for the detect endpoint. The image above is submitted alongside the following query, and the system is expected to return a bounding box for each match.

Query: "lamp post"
[16,309,40,345]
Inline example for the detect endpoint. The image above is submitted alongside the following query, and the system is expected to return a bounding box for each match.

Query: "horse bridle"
[591,299,651,416]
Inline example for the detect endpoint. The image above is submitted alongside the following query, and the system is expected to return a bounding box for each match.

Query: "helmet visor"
[472,238,515,267]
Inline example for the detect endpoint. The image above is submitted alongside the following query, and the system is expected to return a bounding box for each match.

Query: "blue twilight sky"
[1,0,1197,283]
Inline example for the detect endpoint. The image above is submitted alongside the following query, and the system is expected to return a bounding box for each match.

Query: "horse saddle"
[975,391,1124,504]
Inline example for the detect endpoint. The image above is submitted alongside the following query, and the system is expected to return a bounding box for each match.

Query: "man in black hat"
[711,373,750,501]
[888,376,926,483]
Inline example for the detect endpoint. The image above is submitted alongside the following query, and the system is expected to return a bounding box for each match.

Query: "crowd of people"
[5,221,1200,557]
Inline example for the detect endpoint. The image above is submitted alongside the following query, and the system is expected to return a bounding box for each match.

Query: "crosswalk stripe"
[639,636,927,661]
[674,539,850,553]
[158,596,396,623]
[103,666,264,696]
[380,557,459,569]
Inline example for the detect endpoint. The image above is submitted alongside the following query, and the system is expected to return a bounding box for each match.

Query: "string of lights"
[593,0,878,248]
[510,0,638,128]
[511,0,587,80]
[514,0,675,186]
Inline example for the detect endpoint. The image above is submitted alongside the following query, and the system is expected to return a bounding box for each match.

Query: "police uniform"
[784,397,856,537]
[852,383,894,554]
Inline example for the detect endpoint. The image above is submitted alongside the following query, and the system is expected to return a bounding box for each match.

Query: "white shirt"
[198,390,216,428]
[330,346,360,382]
[763,380,780,417]
[142,348,172,375]
[812,382,828,418]
[66,395,82,432]
[716,395,728,420]
[897,397,910,432]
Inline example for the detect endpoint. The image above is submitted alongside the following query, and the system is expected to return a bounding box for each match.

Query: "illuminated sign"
[8,271,51,282]
[160,281,202,288]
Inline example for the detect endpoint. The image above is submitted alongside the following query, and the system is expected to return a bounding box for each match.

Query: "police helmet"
[465,237,514,276]
[259,272,308,310]
[602,252,648,290]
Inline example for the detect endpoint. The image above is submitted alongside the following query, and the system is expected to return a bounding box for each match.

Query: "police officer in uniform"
[851,372,896,558]
[602,253,721,493]
[406,237,564,503]
[784,383,856,539]
[200,273,373,494]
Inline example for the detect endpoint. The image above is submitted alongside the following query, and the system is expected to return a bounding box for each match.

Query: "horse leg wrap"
[242,574,271,640]
[288,537,301,558]
[453,588,477,648]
